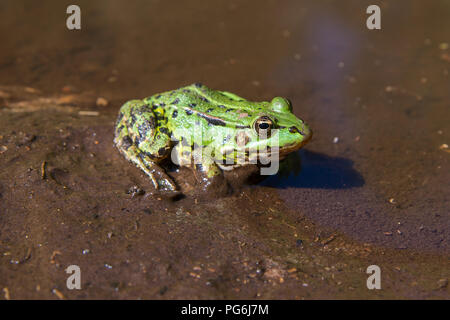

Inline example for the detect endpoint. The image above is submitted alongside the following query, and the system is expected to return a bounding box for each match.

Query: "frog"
[114,83,312,191]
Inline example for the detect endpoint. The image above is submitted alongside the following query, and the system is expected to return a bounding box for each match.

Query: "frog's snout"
[302,126,313,145]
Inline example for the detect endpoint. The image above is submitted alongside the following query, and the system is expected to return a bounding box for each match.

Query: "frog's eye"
[254,116,273,137]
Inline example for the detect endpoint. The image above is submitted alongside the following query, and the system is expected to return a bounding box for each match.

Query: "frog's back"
[145,83,266,130]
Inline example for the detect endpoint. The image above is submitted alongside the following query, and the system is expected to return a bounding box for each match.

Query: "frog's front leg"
[194,153,222,179]
[177,144,228,192]
[114,100,176,191]
[173,143,222,178]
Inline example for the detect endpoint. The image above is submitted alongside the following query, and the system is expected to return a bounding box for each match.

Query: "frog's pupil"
[259,123,270,129]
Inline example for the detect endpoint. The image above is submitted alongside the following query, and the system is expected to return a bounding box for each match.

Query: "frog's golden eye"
[254,116,273,137]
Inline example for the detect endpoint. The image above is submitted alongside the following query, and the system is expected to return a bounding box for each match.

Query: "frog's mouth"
[272,128,313,159]
[246,138,312,162]
[279,136,312,158]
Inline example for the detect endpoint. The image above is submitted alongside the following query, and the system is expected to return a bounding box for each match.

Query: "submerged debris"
[436,278,448,289]
[41,161,47,179]
[96,97,109,107]
[78,110,100,116]
[3,287,10,300]
[126,185,145,197]
[52,288,65,300]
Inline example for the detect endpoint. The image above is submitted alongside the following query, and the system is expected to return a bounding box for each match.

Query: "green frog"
[114,83,312,191]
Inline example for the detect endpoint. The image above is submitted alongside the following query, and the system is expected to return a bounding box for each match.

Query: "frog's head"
[243,97,312,160]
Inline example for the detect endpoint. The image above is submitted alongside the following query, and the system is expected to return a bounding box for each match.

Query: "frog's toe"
[148,169,177,191]
[156,177,177,191]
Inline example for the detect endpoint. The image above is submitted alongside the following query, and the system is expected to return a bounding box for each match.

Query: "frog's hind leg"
[114,100,176,191]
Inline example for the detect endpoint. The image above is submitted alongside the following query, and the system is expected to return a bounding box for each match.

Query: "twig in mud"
[52,288,65,300]
[3,287,10,300]
[78,110,99,116]
[50,250,62,264]
[19,247,32,264]
[321,234,337,245]
[41,161,47,180]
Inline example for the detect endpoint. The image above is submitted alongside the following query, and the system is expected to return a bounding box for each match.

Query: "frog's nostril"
[289,126,304,136]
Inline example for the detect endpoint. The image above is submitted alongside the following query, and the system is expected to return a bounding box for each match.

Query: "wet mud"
[0,1,449,299]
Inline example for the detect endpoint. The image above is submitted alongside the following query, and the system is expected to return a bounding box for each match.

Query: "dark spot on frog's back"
[138,119,154,137]
[186,109,194,116]
[159,127,170,135]
[155,114,164,122]
[116,124,125,134]
[130,113,138,124]
[171,98,180,104]
[121,136,133,149]
[140,104,149,111]
[194,82,202,88]
[172,110,178,118]
[206,108,214,113]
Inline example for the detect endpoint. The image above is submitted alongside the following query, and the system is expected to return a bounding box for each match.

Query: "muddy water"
[0,1,449,299]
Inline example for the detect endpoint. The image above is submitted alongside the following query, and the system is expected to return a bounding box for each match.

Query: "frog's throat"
[217,134,312,166]
[279,133,312,157]
[234,129,313,159]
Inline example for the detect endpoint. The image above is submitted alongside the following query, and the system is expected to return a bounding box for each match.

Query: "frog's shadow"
[259,149,364,189]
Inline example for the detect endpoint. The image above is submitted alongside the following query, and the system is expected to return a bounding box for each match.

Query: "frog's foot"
[115,136,177,192]
[192,165,227,194]
[193,158,229,194]
[143,158,177,191]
